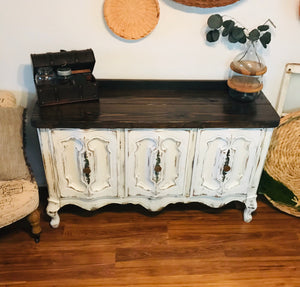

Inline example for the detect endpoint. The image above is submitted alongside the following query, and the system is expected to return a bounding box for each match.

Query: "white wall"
[0,0,299,185]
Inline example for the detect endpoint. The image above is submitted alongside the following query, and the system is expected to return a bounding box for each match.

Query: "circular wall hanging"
[171,0,240,8]
[104,0,160,40]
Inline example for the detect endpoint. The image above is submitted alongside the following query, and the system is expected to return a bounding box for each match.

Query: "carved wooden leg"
[46,201,60,228]
[243,197,257,223]
[27,209,42,243]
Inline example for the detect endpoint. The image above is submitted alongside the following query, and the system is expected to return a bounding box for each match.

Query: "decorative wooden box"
[31,49,98,106]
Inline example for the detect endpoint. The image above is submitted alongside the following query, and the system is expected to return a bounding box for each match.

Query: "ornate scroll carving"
[87,137,112,194]
[200,134,252,194]
[132,135,182,196]
[61,137,86,193]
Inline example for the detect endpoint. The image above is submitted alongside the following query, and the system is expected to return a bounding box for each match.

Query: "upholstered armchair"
[0,91,41,242]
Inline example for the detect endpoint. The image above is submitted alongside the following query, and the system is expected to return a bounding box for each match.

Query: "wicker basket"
[104,0,160,40]
[171,0,240,8]
[264,110,300,217]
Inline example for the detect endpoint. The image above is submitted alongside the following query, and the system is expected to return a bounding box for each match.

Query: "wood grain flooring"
[0,192,299,287]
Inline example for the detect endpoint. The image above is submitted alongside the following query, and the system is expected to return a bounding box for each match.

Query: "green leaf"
[260,31,271,48]
[228,34,238,43]
[223,20,235,29]
[222,20,235,37]
[222,27,230,37]
[231,26,245,41]
[258,171,298,206]
[207,14,223,29]
[206,29,220,42]
[239,35,247,44]
[258,25,269,31]
[248,29,260,42]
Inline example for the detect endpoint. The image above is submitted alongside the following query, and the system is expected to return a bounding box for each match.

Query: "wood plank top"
[31,80,280,129]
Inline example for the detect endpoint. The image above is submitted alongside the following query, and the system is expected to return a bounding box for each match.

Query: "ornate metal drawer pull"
[222,150,231,181]
[223,165,231,172]
[83,152,91,184]
[154,150,162,183]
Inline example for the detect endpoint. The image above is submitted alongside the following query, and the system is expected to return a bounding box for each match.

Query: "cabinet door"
[51,129,120,199]
[191,129,265,197]
[125,129,194,198]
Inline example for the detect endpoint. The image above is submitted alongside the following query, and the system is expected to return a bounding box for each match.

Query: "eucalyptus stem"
[264,18,277,28]
[206,14,275,49]
[221,15,250,34]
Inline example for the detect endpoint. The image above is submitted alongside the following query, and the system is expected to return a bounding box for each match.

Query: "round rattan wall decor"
[104,0,160,40]
[260,110,300,217]
[171,0,240,8]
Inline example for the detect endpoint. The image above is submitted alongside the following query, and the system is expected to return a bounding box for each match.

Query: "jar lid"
[57,67,72,77]
[37,66,54,75]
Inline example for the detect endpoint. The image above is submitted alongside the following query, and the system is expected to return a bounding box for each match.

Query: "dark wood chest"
[31,49,98,106]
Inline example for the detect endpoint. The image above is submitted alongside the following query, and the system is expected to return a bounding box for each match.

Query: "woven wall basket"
[171,0,240,8]
[262,110,300,217]
[104,0,160,40]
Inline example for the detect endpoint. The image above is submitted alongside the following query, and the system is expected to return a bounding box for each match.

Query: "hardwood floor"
[0,191,299,287]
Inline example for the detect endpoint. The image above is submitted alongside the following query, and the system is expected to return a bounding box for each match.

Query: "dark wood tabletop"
[31,80,280,129]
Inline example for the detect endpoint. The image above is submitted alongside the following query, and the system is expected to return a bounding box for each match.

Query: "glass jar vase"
[57,66,72,85]
[227,42,267,102]
[35,67,56,85]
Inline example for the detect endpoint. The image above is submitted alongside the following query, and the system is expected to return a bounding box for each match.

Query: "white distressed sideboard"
[31,80,280,227]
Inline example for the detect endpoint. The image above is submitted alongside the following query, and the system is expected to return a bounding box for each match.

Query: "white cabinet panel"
[191,129,265,197]
[125,129,195,198]
[49,129,120,199]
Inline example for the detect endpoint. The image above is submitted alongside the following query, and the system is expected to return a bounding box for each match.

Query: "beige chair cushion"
[0,106,31,181]
[0,90,17,108]
[0,180,39,228]
[0,91,40,230]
